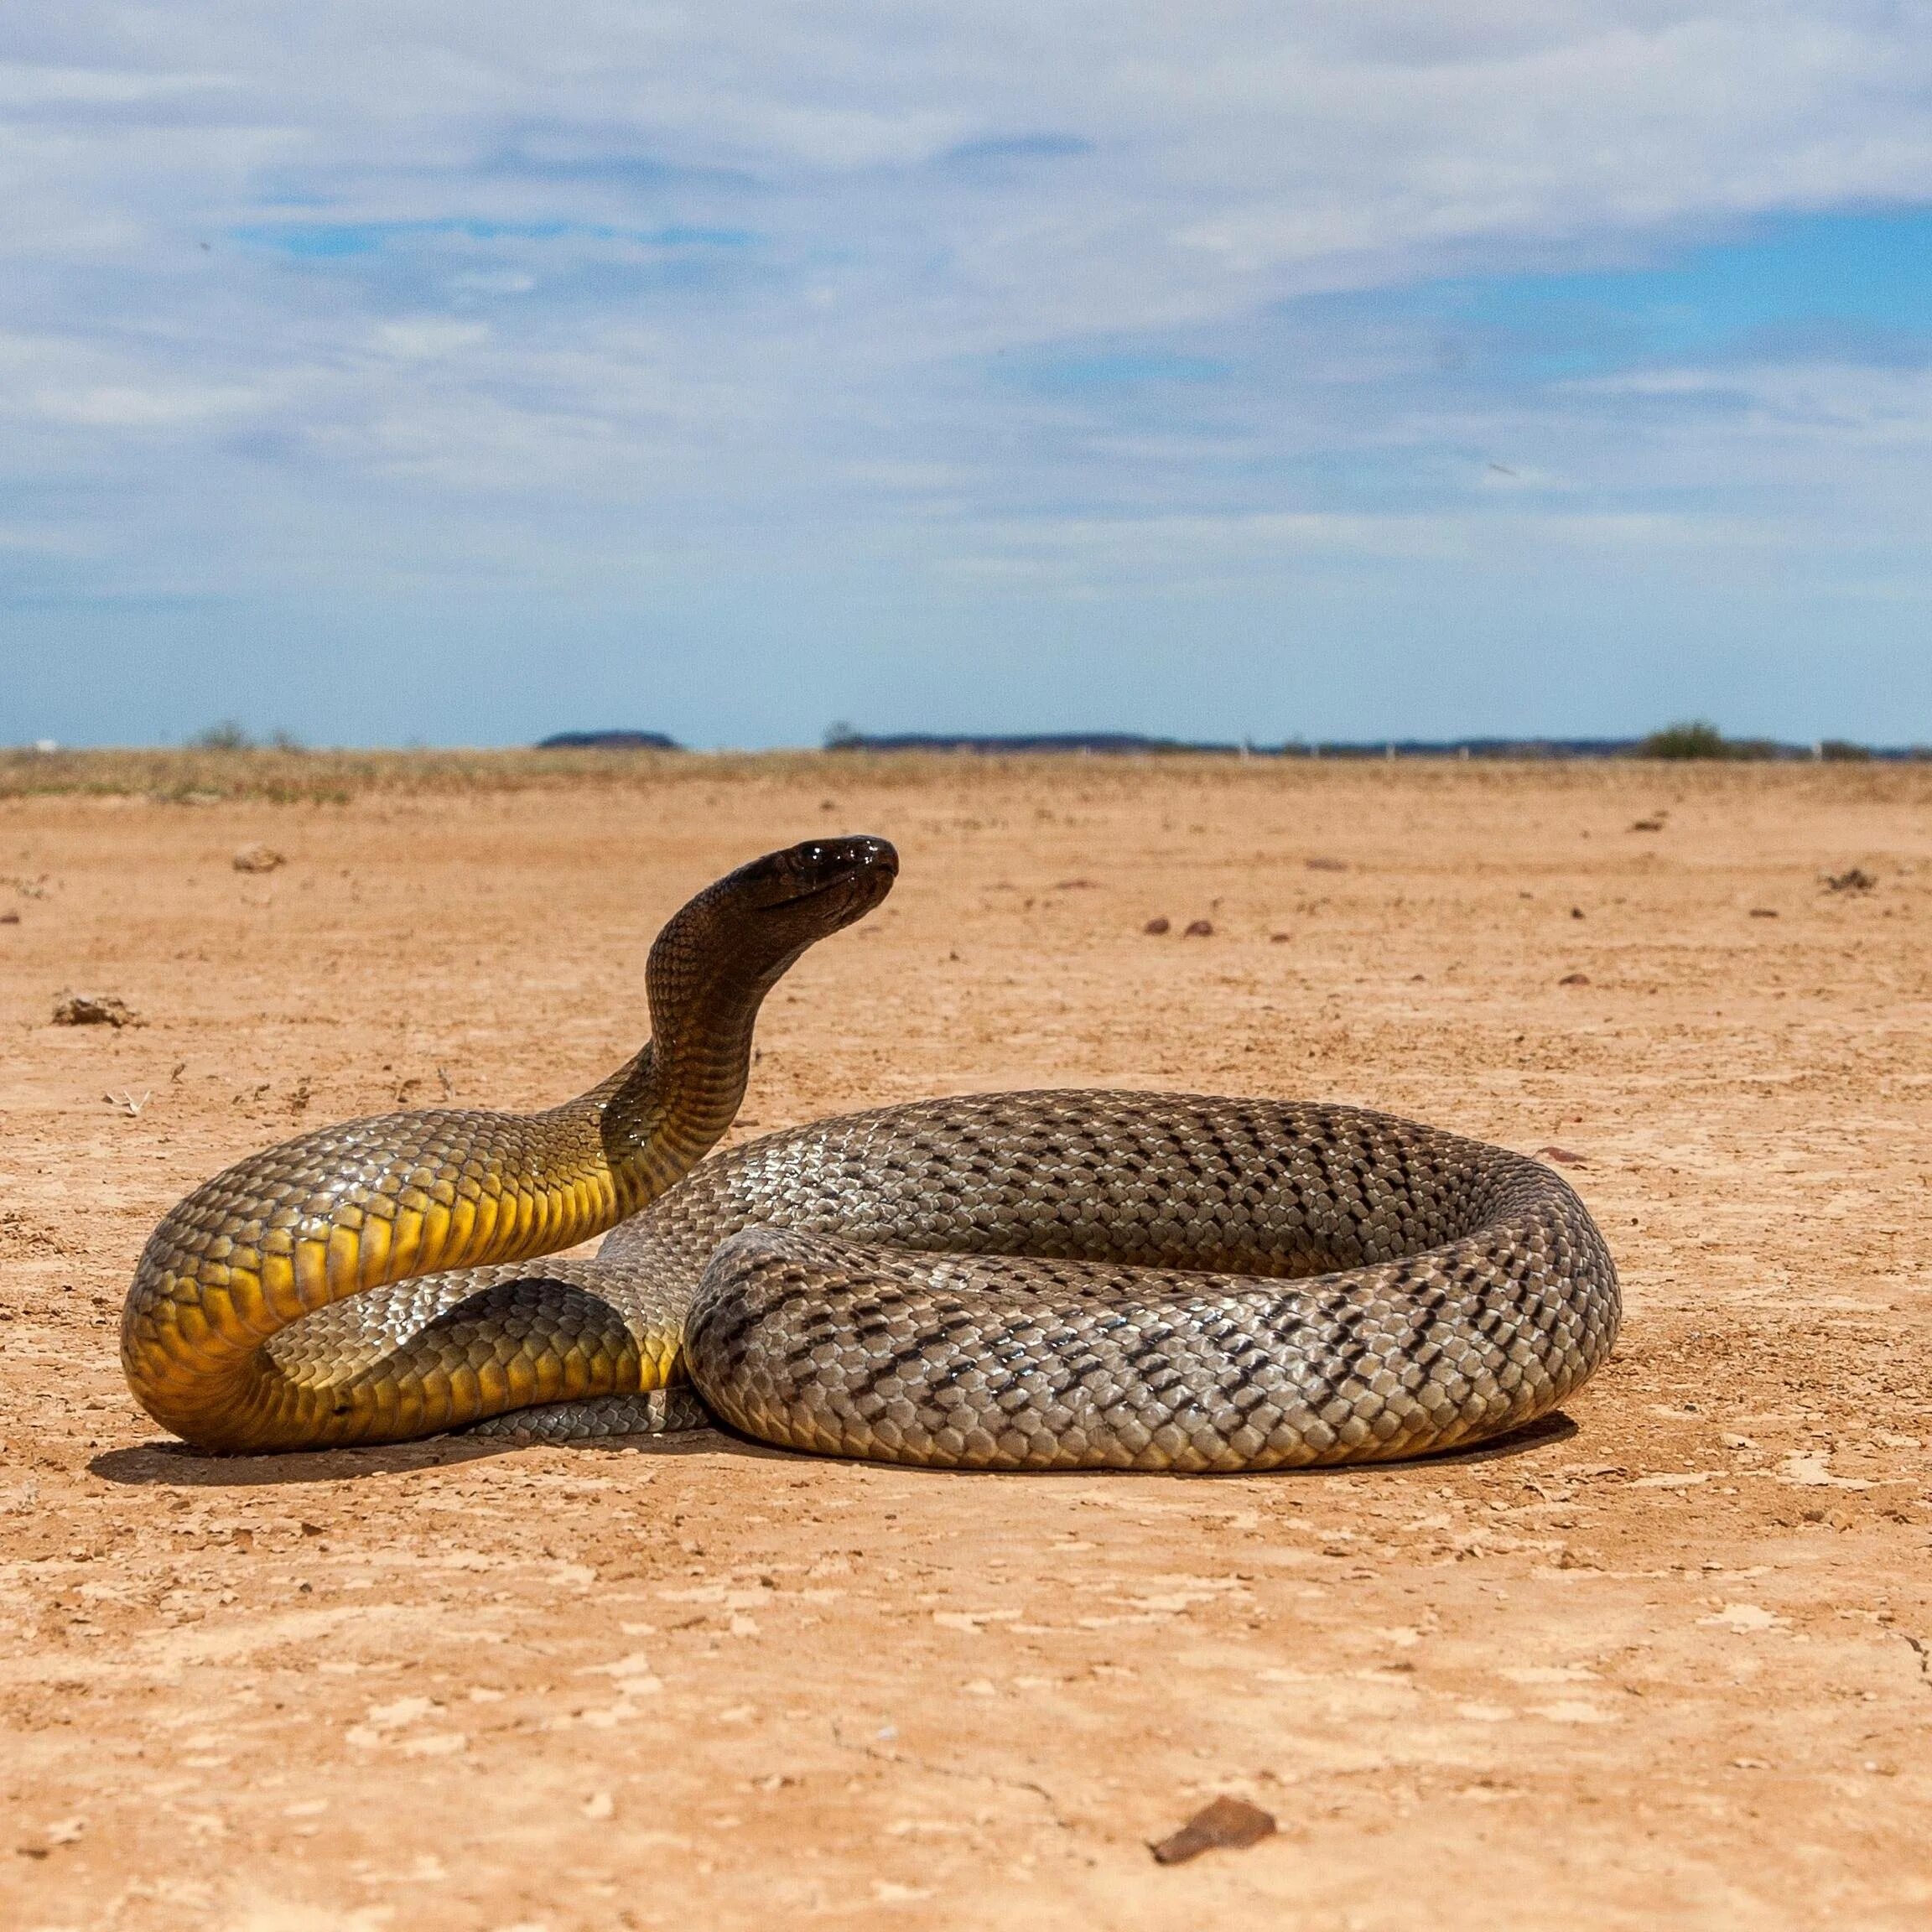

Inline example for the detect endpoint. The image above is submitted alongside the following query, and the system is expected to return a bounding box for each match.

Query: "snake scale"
[122,837,1619,1467]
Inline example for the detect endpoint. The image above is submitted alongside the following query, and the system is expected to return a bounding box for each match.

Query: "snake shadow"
[88,1410,1576,1490]
[86,1426,792,1490]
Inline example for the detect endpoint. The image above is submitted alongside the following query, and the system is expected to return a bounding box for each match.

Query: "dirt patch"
[1,757,1928,1930]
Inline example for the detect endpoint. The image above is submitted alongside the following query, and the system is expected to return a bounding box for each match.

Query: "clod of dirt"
[16,1817,84,1860]
[1053,878,1096,891]
[1269,932,1291,943]
[1183,919,1213,937]
[1824,868,1876,893]
[1630,818,1665,833]
[1143,917,1171,935]
[1150,1795,1277,1865]
[1560,972,1590,986]
[233,843,287,874]
[0,911,18,925]
[1305,856,1347,872]
[1749,907,1779,919]
[1536,1145,1589,1167]
[1571,907,1586,919]
[51,991,140,1028]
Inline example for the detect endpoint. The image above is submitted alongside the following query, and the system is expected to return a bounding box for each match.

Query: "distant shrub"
[1818,739,1872,761]
[188,720,253,751]
[1639,721,1730,760]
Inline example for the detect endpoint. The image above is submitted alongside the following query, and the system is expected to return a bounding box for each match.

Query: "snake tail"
[611,1092,1620,1471]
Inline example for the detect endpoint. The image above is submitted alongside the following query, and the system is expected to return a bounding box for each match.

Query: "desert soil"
[0,755,1928,1932]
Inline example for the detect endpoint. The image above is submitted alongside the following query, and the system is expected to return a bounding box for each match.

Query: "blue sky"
[4,4,1931,748]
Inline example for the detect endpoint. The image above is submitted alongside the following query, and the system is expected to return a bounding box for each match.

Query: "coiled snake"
[122,838,1619,1467]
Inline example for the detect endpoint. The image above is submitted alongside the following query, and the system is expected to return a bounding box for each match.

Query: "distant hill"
[827,730,1244,756]
[823,730,1641,758]
[823,730,1929,761]
[535,730,682,751]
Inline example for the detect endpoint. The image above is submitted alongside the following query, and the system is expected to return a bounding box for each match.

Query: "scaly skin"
[122,834,1622,1468]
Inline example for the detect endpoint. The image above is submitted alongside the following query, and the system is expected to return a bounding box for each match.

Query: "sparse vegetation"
[1639,721,1732,759]
[0,744,718,804]
[187,719,255,751]
[1,742,1924,807]
[1633,721,1803,761]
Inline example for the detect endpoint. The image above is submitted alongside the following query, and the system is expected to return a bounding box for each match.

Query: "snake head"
[736,834,898,936]
[652,836,899,1011]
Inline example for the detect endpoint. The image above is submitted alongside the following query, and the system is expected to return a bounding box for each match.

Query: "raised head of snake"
[122,835,897,1452]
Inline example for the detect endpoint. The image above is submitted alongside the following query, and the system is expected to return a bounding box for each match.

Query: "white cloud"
[371,319,491,361]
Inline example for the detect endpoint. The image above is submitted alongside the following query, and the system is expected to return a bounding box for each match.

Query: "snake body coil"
[122,839,1618,1466]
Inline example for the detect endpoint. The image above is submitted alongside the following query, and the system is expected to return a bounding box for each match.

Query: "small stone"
[1151,1795,1276,1865]
[1824,867,1875,893]
[1183,919,1213,937]
[52,991,140,1028]
[1536,1145,1588,1167]
[1559,972,1589,985]
[232,843,286,874]
[1143,917,1171,935]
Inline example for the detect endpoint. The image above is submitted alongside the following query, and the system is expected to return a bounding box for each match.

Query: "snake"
[122,836,1620,1467]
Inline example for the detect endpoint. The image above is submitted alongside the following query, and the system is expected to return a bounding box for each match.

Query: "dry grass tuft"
[3,745,1930,810]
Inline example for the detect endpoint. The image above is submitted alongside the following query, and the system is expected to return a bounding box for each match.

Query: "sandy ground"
[0,756,1928,1932]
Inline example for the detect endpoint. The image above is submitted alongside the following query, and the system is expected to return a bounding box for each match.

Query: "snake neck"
[594,906,785,1194]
